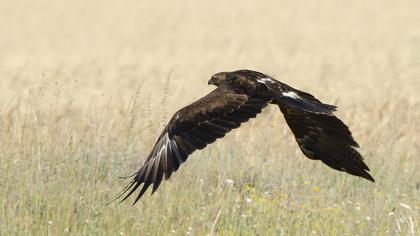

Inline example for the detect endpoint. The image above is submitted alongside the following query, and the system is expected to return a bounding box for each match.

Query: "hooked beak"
[208,72,228,86]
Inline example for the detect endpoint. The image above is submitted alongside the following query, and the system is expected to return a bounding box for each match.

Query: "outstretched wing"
[120,85,269,204]
[249,73,373,181]
[279,105,374,181]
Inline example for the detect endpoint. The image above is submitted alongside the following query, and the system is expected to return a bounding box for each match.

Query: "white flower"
[245,198,253,204]
[225,179,234,185]
[264,191,272,196]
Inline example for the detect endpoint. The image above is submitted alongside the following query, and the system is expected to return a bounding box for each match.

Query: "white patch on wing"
[153,133,170,161]
[256,77,274,85]
[282,91,300,99]
[171,139,185,163]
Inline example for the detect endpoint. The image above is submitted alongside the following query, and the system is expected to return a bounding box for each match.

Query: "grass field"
[1,0,420,235]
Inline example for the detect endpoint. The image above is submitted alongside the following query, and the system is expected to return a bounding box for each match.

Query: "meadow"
[0,0,419,235]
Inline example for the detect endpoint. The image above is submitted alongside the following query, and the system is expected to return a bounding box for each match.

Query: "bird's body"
[118,69,374,205]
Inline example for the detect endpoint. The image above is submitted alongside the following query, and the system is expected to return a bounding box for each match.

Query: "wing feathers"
[174,135,195,154]
[211,119,239,129]
[224,114,250,123]
[169,140,183,172]
[279,106,374,182]
[120,87,269,204]
[189,128,218,143]
[202,121,231,133]
[179,133,207,149]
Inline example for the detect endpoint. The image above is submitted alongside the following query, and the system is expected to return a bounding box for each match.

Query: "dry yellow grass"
[0,0,419,235]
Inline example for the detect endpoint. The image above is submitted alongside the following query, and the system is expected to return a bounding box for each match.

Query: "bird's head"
[208,72,229,86]
[209,70,269,87]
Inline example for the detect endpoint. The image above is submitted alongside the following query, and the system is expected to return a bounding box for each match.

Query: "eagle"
[117,69,374,205]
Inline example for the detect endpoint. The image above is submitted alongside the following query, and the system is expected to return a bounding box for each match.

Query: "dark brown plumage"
[117,69,374,205]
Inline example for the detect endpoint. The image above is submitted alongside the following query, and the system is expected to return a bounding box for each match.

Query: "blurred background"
[1,0,419,105]
[0,0,419,235]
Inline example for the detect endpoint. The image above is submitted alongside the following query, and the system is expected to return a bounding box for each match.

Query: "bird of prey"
[118,69,374,205]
